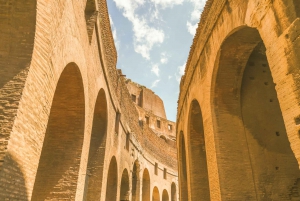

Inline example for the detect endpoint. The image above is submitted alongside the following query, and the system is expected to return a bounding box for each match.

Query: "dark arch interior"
[120,169,130,201]
[188,100,210,200]
[152,186,160,201]
[162,189,169,201]
[105,156,118,201]
[32,63,85,200]
[160,135,167,142]
[142,169,151,201]
[85,89,108,201]
[132,160,140,201]
[171,182,177,201]
[213,26,300,200]
[179,132,188,201]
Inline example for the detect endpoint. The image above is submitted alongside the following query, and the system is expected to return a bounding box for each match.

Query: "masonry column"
[266,18,300,166]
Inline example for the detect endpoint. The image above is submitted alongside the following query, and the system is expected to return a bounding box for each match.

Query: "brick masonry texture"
[177,0,300,200]
[0,0,178,200]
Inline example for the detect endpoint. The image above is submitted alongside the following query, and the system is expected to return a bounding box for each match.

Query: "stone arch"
[162,189,169,201]
[31,63,85,200]
[171,182,176,201]
[142,168,151,201]
[132,160,140,201]
[178,131,188,201]
[212,26,300,200]
[120,168,130,201]
[85,88,108,200]
[152,186,160,201]
[187,99,210,200]
[105,156,118,201]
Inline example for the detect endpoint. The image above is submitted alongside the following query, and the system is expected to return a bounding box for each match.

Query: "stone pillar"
[266,18,300,166]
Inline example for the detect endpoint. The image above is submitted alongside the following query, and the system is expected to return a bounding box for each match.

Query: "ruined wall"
[126,79,176,140]
[0,0,178,200]
[177,0,300,200]
[126,79,167,119]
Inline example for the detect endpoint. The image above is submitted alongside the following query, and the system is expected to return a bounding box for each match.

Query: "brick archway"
[120,168,130,201]
[32,63,85,200]
[187,100,210,200]
[171,182,176,201]
[85,88,108,200]
[152,186,160,201]
[132,160,140,201]
[178,131,188,201]
[105,156,118,201]
[212,26,300,200]
[142,168,151,201]
[162,189,169,201]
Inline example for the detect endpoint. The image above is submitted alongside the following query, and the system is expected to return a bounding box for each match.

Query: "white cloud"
[160,52,169,64]
[133,18,164,59]
[175,62,186,82]
[186,21,198,36]
[151,79,160,88]
[186,0,206,36]
[161,57,168,64]
[109,15,120,50]
[150,0,184,9]
[113,0,165,60]
[178,62,185,75]
[168,75,172,79]
[151,64,160,76]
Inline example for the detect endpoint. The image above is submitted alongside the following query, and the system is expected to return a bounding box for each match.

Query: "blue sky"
[107,0,206,121]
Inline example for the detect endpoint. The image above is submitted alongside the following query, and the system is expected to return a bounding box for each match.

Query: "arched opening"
[85,89,108,200]
[171,182,177,201]
[187,100,210,200]
[178,131,188,201]
[132,160,140,201]
[162,189,169,201]
[213,26,300,200]
[160,135,167,142]
[142,168,150,201]
[120,169,130,201]
[32,63,85,200]
[152,186,160,201]
[105,156,118,201]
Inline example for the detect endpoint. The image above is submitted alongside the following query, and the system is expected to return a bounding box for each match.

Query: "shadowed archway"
[171,182,177,201]
[120,169,130,201]
[132,160,140,201]
[85,89,108,201]
[178,131,188,201]
[162,189,169,201]
[187,100,210,200]
[212,26,300,200]
[152,186,160,201]
[32,63,85,200]
[105,156,118,201]
[142,168,150,201]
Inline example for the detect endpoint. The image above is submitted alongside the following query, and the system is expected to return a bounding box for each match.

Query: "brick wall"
[176,0,300,200]
[0,0,178,200]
